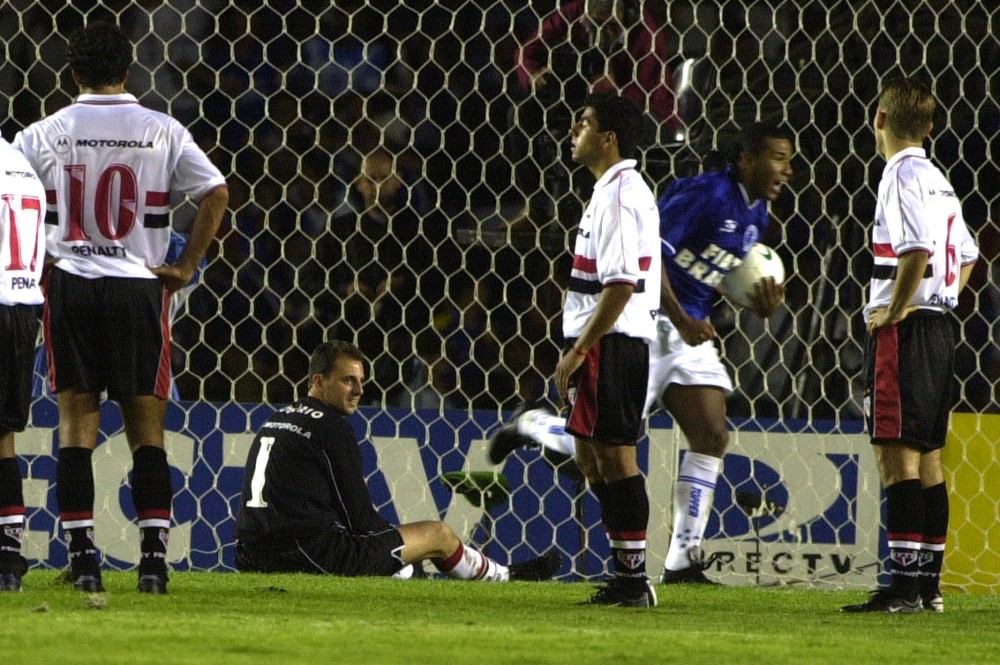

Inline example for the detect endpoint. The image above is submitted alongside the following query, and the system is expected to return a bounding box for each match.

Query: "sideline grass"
[2,571,998,665]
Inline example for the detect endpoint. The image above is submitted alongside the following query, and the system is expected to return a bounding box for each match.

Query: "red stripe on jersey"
[873,326,902,439]
[573,255,653,275]
[0,506,25,517]
[573,256,597,274]
[922,535,947,546]
[45,190,57,204]
[154,288,172,399]
[145,191,170,206]
[873,243,896,258]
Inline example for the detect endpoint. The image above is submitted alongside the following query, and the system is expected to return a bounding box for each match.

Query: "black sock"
[131,446,172,573]
[0,457,25,565]
[885,479,923,599]
[57,447,97,559]
[920,482,949,596]
[603,475,649,587]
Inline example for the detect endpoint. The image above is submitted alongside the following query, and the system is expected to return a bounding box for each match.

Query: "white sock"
[518,410,576,456]
[663,452,722,571]
[434,543,510,582]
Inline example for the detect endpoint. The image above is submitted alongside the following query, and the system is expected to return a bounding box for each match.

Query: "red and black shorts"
[0,304,41,433]
[235,528,406,577]
[564,333,650,445]
[864,311,955,451]
[43,268,171,401]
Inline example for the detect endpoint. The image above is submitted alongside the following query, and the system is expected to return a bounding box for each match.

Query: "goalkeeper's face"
[310,357,365,416]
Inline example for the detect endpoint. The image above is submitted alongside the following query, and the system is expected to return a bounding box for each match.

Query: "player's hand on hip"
[748,277,785,319]
[867,305,918,333]
[555,350,584,406]
[149,263,195,293]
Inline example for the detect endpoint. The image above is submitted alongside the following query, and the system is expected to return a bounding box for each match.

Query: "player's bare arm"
[867,249,929,332]
[150,185,229,292]
[555,281,633,403]
[659,263,715,345]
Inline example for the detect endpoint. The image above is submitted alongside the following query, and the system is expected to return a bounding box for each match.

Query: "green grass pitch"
[2,571,998,665]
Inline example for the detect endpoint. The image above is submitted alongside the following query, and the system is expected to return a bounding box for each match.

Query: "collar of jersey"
[884,146,927,171]
[75,92,139,105]
[594,158,638,188]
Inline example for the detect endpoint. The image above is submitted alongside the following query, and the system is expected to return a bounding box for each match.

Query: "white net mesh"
[3,0,997,589]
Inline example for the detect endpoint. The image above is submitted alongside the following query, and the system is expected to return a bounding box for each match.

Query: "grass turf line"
[1,571,998,665]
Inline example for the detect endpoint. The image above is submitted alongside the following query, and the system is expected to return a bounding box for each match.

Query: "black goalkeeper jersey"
[234,396,393,546]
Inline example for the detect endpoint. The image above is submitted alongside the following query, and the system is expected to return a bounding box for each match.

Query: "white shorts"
[644,316,733,414]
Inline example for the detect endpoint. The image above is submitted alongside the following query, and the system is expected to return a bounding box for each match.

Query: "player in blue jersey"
[490,122,795,584]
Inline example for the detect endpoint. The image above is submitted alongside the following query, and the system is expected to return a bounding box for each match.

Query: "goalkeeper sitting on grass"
[235,340,561,582]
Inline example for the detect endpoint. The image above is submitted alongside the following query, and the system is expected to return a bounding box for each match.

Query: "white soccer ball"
[722,243,785,307]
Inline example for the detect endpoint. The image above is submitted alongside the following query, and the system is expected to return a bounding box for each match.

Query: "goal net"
[3,0,997,591]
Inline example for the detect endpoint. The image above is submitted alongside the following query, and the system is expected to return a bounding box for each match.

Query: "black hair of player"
[309,340,366,379]
[582,92,644,159]
[67,22,132,88]
[725,122,795,166]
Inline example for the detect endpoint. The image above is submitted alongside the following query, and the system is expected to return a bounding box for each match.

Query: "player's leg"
[0,431,27,591]
[397,520,506,581]
[915,317,956,613]
[918,449,946,612]
[844,314,953,613]
[487,402,577,465]
[0,304,39,591]
[120,395,171,593]
[659,384,727,583]
[109,277,173,593]
[568,335,654,607]
[396,521,560,581]
[56,388,103,592]
[45,269,107,591]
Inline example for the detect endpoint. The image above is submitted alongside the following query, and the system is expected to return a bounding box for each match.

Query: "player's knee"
[429,520,459,552]
[690,428,729,457]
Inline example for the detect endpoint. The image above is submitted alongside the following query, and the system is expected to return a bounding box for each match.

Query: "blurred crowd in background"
[2,0,997,418]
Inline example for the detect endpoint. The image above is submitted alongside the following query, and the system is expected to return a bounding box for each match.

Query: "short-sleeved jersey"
[864,147,979,321]
[13,93,226,280]
[0,136,45,306]
[658,168,769,320]
[563,159,661,342]
[235,397,393,546]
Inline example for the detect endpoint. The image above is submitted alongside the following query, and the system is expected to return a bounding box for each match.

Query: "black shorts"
[565,333,649,445]
[44,269,171,400]
[0,304,41,433]
[235,528,406,577]
[864,311,955,451]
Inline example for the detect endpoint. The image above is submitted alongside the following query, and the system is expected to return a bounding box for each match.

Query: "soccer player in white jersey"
[556,93,661,607]
[490,123,793,585]
[841,78,978,614]
[13,22,228,594]
[0,133,46,592]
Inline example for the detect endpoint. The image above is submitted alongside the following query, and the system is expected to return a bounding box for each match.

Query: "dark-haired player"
[234,340,561,582]
[0,132,46,591]
[555,93,661,606]
[13,21,229,594]
[491,122,794,586]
